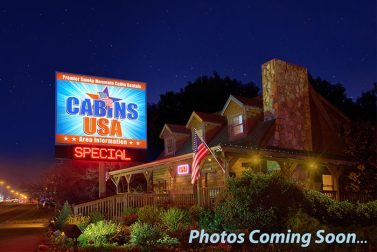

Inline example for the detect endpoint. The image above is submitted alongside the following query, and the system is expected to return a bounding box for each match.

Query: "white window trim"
[229,113,244,135]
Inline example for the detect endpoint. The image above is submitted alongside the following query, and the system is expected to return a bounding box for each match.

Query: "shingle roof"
[166,124,190,134]
[174,120,275,156]
[233,95,263,108]
[194,111,226,124]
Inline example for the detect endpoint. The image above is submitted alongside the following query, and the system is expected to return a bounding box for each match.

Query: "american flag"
[191,130,209,184]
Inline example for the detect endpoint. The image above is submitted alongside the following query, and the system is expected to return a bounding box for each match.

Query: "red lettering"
[73,146,131,161]
[74,147,83,158]
[91,147,99,159]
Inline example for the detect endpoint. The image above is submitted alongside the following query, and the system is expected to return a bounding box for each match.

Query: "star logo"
[86,87,122,109]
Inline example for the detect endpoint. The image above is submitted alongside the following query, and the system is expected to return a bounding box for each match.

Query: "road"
[0,204,55,252]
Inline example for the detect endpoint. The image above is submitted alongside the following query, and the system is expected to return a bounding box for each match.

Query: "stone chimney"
[262,59,312,151]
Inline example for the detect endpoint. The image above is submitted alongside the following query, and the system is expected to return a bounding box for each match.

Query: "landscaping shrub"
[89,211,105,223]
[116,214,138,226]
[122,207,137,216]
[160,207,190,233]
[215,172,304,231]
[109,225,130,246]
[66,215,91,232]
[198,208,224,232]
[287,210,322,233]
[303,190,377,226]
[189,204,203,223]
[57,201,72,230]
[137,205,162,224]
[129,221,161,246]
[78,220,118,247]
[355,200,377,226]
[157,234,180,245]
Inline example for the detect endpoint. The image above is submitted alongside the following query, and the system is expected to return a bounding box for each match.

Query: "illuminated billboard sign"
[55,72,147,149]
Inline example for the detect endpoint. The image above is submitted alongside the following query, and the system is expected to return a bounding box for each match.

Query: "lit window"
[322,175,334,191]
[230,114,244,135]
[165,137,174,155]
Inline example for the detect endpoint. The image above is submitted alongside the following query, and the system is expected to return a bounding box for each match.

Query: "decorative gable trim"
[221,95,244,116]
[159,124,173,139]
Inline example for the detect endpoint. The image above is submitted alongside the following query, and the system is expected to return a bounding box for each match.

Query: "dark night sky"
[0,1,375,184]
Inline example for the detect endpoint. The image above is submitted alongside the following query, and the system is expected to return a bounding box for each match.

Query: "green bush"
[157,234,180,245]
[303,190,377,226]
[129,221,161,246]
[66,215,91,232]
[78,220,118,247]
[89,211,105,223]
[287,210,322,233]
[160,207,190,232]
[189,205,203,223]
[137,206,162,224]
[215,172,304,231]
[122,207,137,216]
[355,200,377,225]
[57,201,72,230]
[198,208,224,232]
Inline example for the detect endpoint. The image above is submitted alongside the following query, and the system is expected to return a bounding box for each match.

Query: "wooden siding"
[222,100,243,117]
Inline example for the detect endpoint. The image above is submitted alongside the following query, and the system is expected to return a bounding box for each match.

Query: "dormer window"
[165,137,175,156]
[230,114,244,135]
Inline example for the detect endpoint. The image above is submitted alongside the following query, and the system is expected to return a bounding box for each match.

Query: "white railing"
[73,188,224,219]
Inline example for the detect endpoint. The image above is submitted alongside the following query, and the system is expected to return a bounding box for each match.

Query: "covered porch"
[73,144,372,219]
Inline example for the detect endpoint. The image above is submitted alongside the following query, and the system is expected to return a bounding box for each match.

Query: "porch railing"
[200,187,224,209]
[320,190,336,200]
[320,190,375,203]
[340,191,375,203]
[73,188,223,219]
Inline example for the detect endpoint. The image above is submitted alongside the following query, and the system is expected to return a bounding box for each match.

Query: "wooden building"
[74,59,363,218]
[109,59,351,199]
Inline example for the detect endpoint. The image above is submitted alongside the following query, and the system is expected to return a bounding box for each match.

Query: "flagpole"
[194,128,225,173]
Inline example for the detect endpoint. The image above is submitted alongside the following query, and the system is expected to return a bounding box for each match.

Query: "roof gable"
[221,95,263,116]
[186,111,225,128]
[159,123,190,139]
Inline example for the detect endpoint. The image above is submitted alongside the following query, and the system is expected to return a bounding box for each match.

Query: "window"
[230,114,244,135]
[165,137,174,155]
[322,174,334,191]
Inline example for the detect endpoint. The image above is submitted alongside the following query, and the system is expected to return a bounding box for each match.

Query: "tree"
[354,83,377,123]
[343,122,377,193]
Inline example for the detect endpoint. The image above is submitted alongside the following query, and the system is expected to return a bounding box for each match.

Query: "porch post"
[143,170,152,193]
[98,162,107,198]
[125,174,133,193]
[278,161,298,179]
[223,158,230,184]
[196,171,202,206]
[328,165,342,201]
[114,176,120,194]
